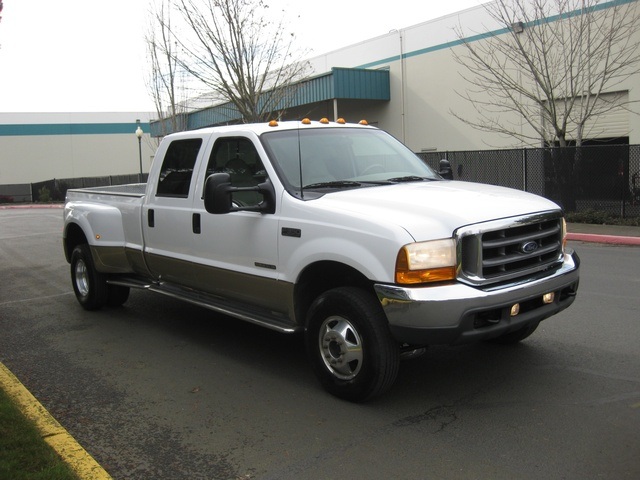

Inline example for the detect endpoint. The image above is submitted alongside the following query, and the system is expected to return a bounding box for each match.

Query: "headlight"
[395,238,457,284]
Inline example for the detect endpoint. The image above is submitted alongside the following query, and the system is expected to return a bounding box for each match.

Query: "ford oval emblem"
[521,241,539,253]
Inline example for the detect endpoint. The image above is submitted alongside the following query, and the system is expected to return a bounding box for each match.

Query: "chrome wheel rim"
[74,259,90,297]
[319,316,363,380]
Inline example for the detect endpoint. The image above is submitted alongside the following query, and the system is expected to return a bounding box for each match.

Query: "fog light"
[510,303,520,316]
[543,292,555,304]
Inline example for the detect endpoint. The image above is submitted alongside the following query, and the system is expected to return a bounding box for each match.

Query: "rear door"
[142,135,207,283]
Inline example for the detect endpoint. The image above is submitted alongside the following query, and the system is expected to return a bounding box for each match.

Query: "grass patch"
[0,387,79,480]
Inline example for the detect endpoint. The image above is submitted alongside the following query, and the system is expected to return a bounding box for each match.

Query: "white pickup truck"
[63,119,580,401]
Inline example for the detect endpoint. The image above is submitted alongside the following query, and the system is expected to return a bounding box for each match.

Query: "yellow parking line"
[0,362,111,480]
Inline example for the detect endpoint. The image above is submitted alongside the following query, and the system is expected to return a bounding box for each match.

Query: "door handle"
[148,209,155,228]
[192,213,201,234]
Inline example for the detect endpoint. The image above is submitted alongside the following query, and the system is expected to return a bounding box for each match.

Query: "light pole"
[135,120,143,182]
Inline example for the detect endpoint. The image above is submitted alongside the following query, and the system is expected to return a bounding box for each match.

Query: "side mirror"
[204,173,233,214]
[204,173,276,214]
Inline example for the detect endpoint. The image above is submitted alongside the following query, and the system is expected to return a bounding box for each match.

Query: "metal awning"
[150,67,390,136]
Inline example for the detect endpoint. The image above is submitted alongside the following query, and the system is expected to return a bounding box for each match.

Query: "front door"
[189,136,285,315]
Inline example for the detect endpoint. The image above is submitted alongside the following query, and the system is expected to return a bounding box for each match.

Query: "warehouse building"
[151,0,639,152]
[0,112,154,200]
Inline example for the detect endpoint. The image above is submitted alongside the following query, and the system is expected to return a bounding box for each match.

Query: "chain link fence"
[420,144,640,218]
[2,145,639,219]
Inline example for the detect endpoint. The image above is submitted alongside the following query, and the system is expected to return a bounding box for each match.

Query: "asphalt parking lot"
[1,207,639,479]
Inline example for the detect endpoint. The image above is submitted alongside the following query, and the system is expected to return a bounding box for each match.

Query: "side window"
[204,137,266,206]
[156,138,203,198]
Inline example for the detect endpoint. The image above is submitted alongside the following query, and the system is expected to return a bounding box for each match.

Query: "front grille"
[458,213,564,286]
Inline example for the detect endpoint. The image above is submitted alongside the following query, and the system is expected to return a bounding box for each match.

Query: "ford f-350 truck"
[63,119,580,401]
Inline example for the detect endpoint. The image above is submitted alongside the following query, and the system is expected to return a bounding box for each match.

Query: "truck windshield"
[260,127,439,196]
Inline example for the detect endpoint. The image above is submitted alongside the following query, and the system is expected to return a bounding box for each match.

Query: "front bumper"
[374,250,580,345]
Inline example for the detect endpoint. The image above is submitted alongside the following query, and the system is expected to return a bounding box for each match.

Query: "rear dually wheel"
[70,244,108,310]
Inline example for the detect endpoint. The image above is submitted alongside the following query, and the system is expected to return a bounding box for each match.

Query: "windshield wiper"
[303,180,362,189]
[386,175,433,183]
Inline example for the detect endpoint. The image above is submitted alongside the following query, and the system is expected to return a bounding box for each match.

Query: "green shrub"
[565,209,640,226]
[38,186,51,203]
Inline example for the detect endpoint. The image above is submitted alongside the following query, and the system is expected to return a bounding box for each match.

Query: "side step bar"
[107,276,300,334]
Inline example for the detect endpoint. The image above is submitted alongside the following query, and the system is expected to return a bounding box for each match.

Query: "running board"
[108,276,153,289]
[107,276,300,334]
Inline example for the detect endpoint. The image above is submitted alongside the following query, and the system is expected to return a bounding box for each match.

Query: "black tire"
[106,284,130,307]
[305,287,400,402]
[70,244,108,311]
[487,321,539,345]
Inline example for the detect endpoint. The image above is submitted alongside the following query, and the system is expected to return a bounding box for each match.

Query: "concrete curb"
[566,233,640,246]
[0,362,112,480]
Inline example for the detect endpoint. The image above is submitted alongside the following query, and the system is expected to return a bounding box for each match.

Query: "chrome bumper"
[374,250,580,345]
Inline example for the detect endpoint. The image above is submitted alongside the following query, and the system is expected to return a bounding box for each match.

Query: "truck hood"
[314,181,561,241]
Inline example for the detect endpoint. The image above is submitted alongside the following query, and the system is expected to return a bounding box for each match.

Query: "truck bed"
[67,183,146,198]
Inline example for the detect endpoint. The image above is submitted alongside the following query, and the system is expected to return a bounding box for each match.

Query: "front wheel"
[305,287,400,402]
[70,244,108,310]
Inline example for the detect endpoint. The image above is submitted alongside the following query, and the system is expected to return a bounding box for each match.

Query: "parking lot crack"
[393,405,458,432]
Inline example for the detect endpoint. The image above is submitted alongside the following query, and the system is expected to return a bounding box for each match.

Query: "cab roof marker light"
[268,120,279,127]
[320,118,330,124]
[301,118,311,125]
[337,118,346,124]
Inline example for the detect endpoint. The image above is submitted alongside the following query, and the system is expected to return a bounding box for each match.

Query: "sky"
[0,0,483,113]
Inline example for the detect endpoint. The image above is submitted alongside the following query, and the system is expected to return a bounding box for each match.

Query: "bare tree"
[164,0,310,124]
[452,0,640,148]
[145,0,190,137]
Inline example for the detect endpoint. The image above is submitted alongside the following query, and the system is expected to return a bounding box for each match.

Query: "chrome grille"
[458,213,565,286]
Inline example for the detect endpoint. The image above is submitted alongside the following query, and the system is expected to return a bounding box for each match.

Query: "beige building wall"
[1,135,157,184]
[0,113,156,185]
